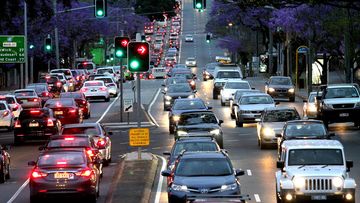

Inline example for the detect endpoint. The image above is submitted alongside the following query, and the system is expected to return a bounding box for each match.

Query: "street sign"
[297,46,308,54]
[129,128,150,146]
[0,35,25,63]
[124,98,133,113]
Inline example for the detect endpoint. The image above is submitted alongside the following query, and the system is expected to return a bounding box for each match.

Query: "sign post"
[123,98,133,124]
[295,46,308,89]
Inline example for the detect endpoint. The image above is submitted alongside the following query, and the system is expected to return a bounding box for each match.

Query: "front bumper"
[268,90,295,99]
[168,188,239,202]
[84,91,109,99]
[280,189,355,202]
[237,112,262,123]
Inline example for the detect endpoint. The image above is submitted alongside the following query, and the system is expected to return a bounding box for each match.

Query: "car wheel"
[221,100,225,106]
[289,97,295,102]
[87,193,97,203]
[230,112,235,119]
[0,165,5,183]
[203,78,207,81]
[260,139,266,149]
[105,97,110,102]
[236,119,243,127]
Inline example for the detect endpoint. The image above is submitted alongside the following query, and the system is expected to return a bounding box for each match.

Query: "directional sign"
[124,98,133,113]
[129,128,150,146]
[0,35,25,63]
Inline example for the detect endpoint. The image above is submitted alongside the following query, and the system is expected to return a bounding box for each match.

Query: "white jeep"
[275,140,356,203]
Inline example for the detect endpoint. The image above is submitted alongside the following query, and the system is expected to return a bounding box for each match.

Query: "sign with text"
[129,128,150,146]
[0,35,25,63]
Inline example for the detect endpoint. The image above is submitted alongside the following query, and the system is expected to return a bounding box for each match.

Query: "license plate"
[55,111,63,115]
[311,195,327,200]
[21,99,28,103]
[339,113,349,117]
[54,172,74,179]
[91,89,97,92]
[29,122,39,127]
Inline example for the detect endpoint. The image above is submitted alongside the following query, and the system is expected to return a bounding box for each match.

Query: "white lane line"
[154,155,167,203]
[6,94,120,203]
[147,88,160,127]
[7,178,29,203]
[254,194,261,202]
[247,169,252,176]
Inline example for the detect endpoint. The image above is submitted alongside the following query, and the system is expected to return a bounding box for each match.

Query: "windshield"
[97,69,114,74]
[175,158,232,176]
[167,78,188,85]
[206,63,217,70]
[20,109,49,119]
[288,149,343,166]
[62,127,100,135]
[173,142,218,155]
[324,87,359,99]
[77,63,94,70]
[173,100,206,110]
[234,90,260,100]
[38,152,85,166]
[217,71,240,79]
[47,137,90,148]
[263,110,300,122]
[26,85,46,93]
[240,95,274,104]
[178,113,218,125]
[15,91,36,97]
[285,123,327,137]
[60,93,83,99]
[85,81,104,87]
[225,82,250,89]
[168,85,192,93]
[95,78,113,83]
[44,99,74,107]
[174,73,192,79]
[269,78,291,85]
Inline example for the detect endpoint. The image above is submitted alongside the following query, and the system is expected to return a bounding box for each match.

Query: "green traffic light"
[46,45,51,50]
[96,10,104,17]
[115,50,124,57]
[130,60,140,69]
[196,3,202,9]
[110,57,114,61]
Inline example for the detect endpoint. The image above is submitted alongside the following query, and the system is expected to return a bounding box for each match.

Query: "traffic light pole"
[137,73,142,160]
[120,59,123,122]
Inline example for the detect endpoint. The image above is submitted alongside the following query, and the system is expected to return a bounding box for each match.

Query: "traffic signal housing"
[94,0,107,18]
[127,42,150,73]
[114,36,129,58]
[193,0,206,10]
[44,37,52,52]
[206,33,211,43]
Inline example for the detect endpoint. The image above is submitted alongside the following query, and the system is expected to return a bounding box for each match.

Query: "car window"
[173,73,192,79]
[168,84,192,93]
[26,85,46,93]
[85,81,104,87]
[217,71,240,79]
[234,90,260,100]
[44,99,74,107]
[0,103,6,110]
[173,100,206,110]
[175,158,232,176]
[288,149,343,166]
[178,113,218,125]
[62,127,100,135]
[173,142,218,155]
[0,97,15,104]
[324,87,359,99]
[95,78,113,83]
[284,123,327,137]
[38,152,85,166]
[47,137,90,148]
[240,95,274,104]
[225,82,250,89]
[269,78,291,85]
[263,110,300,122]
[15,91,36,97]
[60,93,83,99]
[19,109,49,119]
[97,69,114,74]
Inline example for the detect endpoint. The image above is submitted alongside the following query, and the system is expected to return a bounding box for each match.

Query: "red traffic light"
[137,46,147,55]
[121,39,129,47]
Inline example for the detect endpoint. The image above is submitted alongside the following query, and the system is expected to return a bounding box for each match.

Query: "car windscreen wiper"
[298,165,306,169]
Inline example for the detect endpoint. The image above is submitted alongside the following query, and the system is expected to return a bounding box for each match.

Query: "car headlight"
[173,115,180,122]
[288,88,295,93]
[322,102,333,110]
[177,130,188,136]
[164,87,168,91]
[355,102,360,108]
[268,87,275,92]
[210,129,221,135]
[188,95,195,99]
[220,183,237,192]
[165,95,172,100]
[262,127,275,137]
[171,183,188,192]
[190,81,195,86]
[308,104,317,112]
[333,177,343,188]
[293,177,305,188]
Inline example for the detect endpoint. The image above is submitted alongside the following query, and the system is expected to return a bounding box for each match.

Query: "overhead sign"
[129,128,150,146]
[123,98,133,113]
[0,35,25,63]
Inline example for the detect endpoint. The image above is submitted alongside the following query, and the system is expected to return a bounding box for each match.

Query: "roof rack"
[186,194,251,202]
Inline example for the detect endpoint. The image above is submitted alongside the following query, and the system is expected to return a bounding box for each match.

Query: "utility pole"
[53,0,60,69]
[24,1,29,88]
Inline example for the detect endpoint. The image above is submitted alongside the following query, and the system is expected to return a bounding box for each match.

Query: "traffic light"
[44,37,52,52]
[141,35,146,42]
[127,42,150,73]
[94,0,107,18]
[114,36,129,58]
[206,33,211,43]
[193,0,206,10]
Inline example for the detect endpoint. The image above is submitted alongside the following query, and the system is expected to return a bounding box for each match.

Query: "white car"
[0,101,15,131]
[185,34,194,42]
[0,95,22,118]
[80,81,110,102]
[185,57,197,67]
[151,66,167,79]
[96,67,119,82]
[94,76,119,97]
[220,80,251,106]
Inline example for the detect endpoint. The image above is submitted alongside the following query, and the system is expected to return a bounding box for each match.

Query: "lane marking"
[7,178,29,203]
[147,88,161,127]
[254,194,261,202]
[247,169,252,176]
[97,94,120,123]
[154,155,167,203]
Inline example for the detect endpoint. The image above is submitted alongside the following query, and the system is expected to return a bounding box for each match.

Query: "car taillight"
[56,82,62,87]
[75,169,93,177]
[82,100,86,105]
[97,138,106,147]
[47,119,54,127]
[99,87,107,91]
[33,98,38,102]
[76,76,80,80]
[42,92,49,97]
[80,88,88,92]
[31,170,48,178]
[86,149,94,157]
[14,120,21,128]
[68,109,77,113]
[2,110,9,117]
[13,104,19,111]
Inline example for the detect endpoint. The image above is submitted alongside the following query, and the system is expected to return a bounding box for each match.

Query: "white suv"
[275,140,356,203]
[212,64,243,99]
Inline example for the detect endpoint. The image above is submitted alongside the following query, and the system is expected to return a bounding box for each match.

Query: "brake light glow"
[30,110,40,114]
[56,102,62,107]
[57,161,67,165]
[97,139,106,147]
[86,149,94,157]
[99,87,107,91]
[47,119,54,127]
[42,92,49,97]
[33,98,38,102]
[2,110,9,117]
[82,100,86,104]
[80,88,88,92]
[64,137,74,141]
[76,76,80,80]
[68,109,76,113]
[31,170,48,178]
[13,104,19,111]
[15,120,21,128]
[56,82,62,87]
[75,169,93,177]
[45,76,51,79]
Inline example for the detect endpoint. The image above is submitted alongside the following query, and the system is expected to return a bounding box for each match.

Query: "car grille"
[332,103,354,109]
[305,178,333,191]
[188,186,221,194]
[250,110,262,114]
[275,89,288,93]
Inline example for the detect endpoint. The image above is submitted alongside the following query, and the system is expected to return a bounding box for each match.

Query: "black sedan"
[28,148,101,202]
[0,145,10,183]
[162,83,197,111]
[265,76,295,102]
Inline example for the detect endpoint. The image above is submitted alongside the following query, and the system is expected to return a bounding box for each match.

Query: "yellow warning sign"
[129,128,150,146]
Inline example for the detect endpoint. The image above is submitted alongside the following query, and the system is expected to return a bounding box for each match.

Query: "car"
[166,67,191,78]
[168,98,211,134]
[0,101,15,131]
[96,67,119,82]
[185,34,194,42]
[87,74,106,81]
[174,111,224,148]
[185,57,197,67]
[60,92,91,119]
[44,98,83,125]
[50,69,75,91]
[50,73,69,92]
[265,76,295,102]
[173,64,187,69]
[163,136,221,170]
[0,95,22,118]
[275,140,356,203]
[315,83,360,128]
[39,75,64,96]
[14,89,42,108]
[161,151,245,203]
[151,66,167,79]
[71,69,86,90]
[80,80,110,102]
[61,123,112,165]
[28,148,101,202]
[202,62,218,81]
[14,108,61,144]
[162,83,196,111]
[276,120,335,157]
[163,77,189,88]
[172,72,197,90]
[303,91,322,118]
[165,58,177,67]
[77,61,96,74]
[212,64,244,99]
[94,76,119,97]
[256,107,301,149]
[26,83,53,105]
[220,80,251,106]
[230,89,261,119]
[234,93,277,127]
[0,145,10,183]
[168,47,178,56]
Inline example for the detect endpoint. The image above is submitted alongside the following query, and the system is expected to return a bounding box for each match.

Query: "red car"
[59,92,90,119]
[44,98,83,125]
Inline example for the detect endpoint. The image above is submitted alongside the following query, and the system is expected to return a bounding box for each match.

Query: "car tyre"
[212,92,218,99]
[203,77,207,81]
[105,97,110,102]
[236,119,243,127]
[169,125,174,134]
[230,112,235,119]
[260,139,266,149]
[221,100,225,106]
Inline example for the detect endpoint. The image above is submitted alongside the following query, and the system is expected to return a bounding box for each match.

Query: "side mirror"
[275,133,282,138]
[207,106,212,110]
[235,169,245,176]
[219,120,224,125]
[28,161,36,166]
[161,170,171,177]
[161,84,165,87]
[346,160,353,171]
[108,131,113,135]
[276,161,284,169]
[163,151,171,156]
[275,101,280,105]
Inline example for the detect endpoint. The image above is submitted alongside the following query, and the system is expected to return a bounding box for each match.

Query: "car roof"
[269,76,291,79]
[174,98,204,102]
[50,134,90,139]
[225,80,248,83]
[14,89,36,92]
[40,148,85,154]
[63,123,99,128]
[241,93,270,97]
[326,84,357,88]
[282,140,343,150]
[0,94,15,98]
[181,151,226,159]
